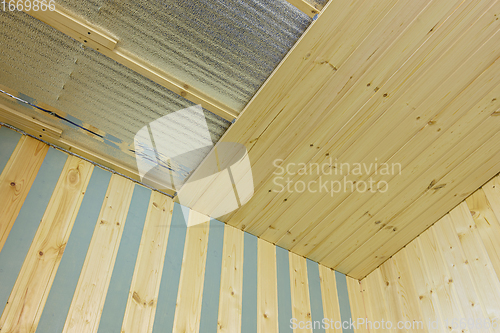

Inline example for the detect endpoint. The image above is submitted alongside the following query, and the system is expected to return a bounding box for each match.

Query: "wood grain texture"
[217,225,244,333]
[172,211,210,333]
[356,176,500,332]
[174,0,500,279]
[121,191,174,333]
[0,155,93,333]
[0,136,48,252]
[289,252,312,333]
[62,175,135,333]
[320,266,343,333]
[257,239,278,333]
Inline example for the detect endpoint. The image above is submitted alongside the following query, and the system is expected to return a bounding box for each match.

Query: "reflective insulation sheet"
[0,0,311,190]
[57,0,312,111]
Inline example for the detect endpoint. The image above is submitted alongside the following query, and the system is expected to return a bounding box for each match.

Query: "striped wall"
[0,126,358,333]
[349,173,500,333]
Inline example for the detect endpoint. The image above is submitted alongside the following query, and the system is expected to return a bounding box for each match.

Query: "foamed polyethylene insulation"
[0,11,231,186]
[57,0,312,111]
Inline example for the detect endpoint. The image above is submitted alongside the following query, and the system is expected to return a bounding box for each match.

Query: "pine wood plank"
[289,252,312,333]
[62,175,135,333]
[171,210,210,333]
[346,128,500,278]
[217,225,244,333]
[321,266,343,333]
[265,0,500,256]
[363,270,391,333]
[433,214,493,332]
[378,258,405,332]
[257,239,279,333]
[0,135,48,252]
[448,203,500,323]
[121,191,174,333]
[481,175,500,229]
[0,155,93,333]
[390,250,429,333]
[226,0,480,234]
[404,239,445,333]
[465,187,500,280]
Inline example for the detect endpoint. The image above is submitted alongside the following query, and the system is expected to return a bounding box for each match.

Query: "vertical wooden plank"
[307,259,325,333]
[433,214,493,332]
[97,184,152,333]
[482,175,500,222]
[276,246,293,333]
[37,168,111,333]
[346,276,367,333]
[257,238,278,333]
[0,155,93,332]
[360,270,388,333]
[378,259,405,332]
[152,203,188,333]
[390,250,428,333]
[290,252,312,333]
[241,232,258,333]
[320,266,343,333]
[0,148,66,316]
[448,203,500,325]
[172,210,210,333]
[405,239,444,333]
[0,136,48,251]
[335,271,354,333]
[418,230,465,330]
[217,224,244,333]
[0,126,22,172]
[200,219,225,332]
[475,181,500,277]
[62,175,135,333]
[120,191,173,333]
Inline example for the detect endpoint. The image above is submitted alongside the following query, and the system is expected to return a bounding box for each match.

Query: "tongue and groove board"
[178,0,500,279]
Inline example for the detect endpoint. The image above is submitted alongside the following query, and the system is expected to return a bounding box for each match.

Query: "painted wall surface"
[349,174,500,333]
[0,126,357,333]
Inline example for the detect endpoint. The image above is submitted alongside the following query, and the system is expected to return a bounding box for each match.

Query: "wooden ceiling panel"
[180,0,500,279]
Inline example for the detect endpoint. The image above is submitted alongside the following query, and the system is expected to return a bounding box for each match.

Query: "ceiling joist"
[25,6,239,121]
[286,0,321,18]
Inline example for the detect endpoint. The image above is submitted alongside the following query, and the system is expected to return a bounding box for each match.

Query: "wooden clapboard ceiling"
[2,0,500,280]
[182,0,500,279]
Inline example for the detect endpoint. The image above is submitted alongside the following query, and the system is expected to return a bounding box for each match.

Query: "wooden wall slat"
[448,203,500,324]
[346,276,367,333]
[241,232,258,333]
[62,175,135,333]
[276,246,293,333]
[152,203,188,333]
[200,219,225,333]
[320,266,343,333]
[217,224,244,333]
[121,191,173,333]
[355,174,500,333]
[257,238,278,333]
[289,252,312,333]
[97,184,151,333]
[0,155,93,332]
[172,210,210,333]
[0,148,66,316]
[0,136,48,251]
[37,167,111,333]
[306,259,325,333]
[389,250,428,333]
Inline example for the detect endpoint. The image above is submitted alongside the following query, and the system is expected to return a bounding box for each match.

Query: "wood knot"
[39,251,44,256]
[10,182,16,186]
